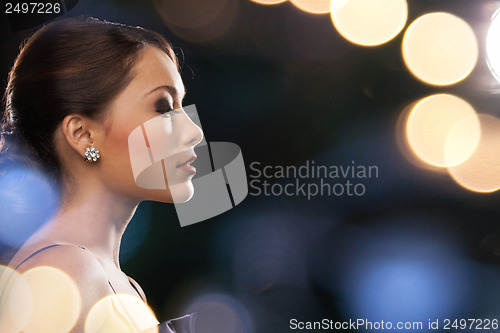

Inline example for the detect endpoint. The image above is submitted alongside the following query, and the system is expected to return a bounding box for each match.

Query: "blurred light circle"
[290,0,332,14]
[448,114,500,193]
[329,220,472,323]
[9,267,81,333]
[351,258,467,322]
[212,210,309,293]
[153,0,238,44]
[406,94,480,167]
[486,9,500,83]
[231,215,305,292]
[185,293,253,333]
[330,0,408,46]
[0,266,22,332]
[0,164,60,247]
[250,0,287,5]
[330,0,352,11]
[402,12,478,86]
[444,116,481,167]
[85,294,158,333]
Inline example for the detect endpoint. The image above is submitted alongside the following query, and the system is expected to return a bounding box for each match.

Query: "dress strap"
[14,243,145,302]
[165,313,197,333]
[14,243,86,271]
[1,244,86,304]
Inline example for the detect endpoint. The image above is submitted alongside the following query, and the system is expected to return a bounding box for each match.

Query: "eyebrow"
[146,85,186,100]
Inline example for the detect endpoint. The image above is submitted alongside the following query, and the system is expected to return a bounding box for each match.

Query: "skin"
[4,46,203,332]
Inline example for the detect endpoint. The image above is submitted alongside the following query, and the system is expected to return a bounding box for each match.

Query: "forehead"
[129,46,183,96]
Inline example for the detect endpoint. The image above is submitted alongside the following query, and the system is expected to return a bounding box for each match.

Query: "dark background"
[3,0,500,332]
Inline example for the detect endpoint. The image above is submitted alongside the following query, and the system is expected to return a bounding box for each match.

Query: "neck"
[29,179,139,268]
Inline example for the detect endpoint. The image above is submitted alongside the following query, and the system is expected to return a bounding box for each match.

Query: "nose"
[180,110,204,148]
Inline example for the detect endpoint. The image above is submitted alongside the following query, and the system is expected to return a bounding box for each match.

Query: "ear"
[60,114,95,157]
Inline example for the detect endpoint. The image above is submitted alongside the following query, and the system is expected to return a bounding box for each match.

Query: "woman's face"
[97,46,203,203]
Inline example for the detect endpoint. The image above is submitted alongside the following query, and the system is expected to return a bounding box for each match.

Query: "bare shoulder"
[12,244,109,294]
[2,245,112,332]
[3,245,159,332]
[13,245,103,277]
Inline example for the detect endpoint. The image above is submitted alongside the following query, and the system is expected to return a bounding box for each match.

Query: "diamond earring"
[84,146,100,162]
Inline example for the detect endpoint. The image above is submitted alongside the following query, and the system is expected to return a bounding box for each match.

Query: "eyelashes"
[157,107,174,117]
[155,98,175,117]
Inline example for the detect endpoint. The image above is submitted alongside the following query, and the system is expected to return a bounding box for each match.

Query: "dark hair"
[0,17,177,183]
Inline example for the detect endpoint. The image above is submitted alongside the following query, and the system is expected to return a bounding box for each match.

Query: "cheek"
[141,116,177,160]
[106,128,133,162]
[99,126,138,187]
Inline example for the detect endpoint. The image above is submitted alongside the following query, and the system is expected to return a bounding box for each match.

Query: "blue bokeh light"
[0,163,60,248]
[349,258,468,324]
[327,218,475,331]
[211,199,335,293]
[184,292,254,333]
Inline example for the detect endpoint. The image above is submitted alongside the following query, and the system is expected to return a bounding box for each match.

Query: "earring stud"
[84,146,100,162]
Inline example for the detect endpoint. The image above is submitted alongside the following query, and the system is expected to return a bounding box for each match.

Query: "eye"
[157,108,183,119]
[155,98,174,117]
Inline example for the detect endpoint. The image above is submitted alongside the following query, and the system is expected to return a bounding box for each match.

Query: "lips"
[177,155,197,175]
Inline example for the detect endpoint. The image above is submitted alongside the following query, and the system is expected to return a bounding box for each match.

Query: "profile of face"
[96,46,203,204]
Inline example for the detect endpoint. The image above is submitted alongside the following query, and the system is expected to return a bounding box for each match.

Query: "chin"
[169,181,195,203]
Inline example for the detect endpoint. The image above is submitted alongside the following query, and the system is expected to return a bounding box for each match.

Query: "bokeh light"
[347,258,468,323]
[9,266,81,333]
[325,217,473,325]
[153,0,238,44]
[448,114,500,193]
[402,12,478,86]
[184,293,253,333]
[290,0,332,14]
[330,0,352,11]
[231,214,306,292]
[330,0,408,46]
[211,206,327,293]
[0,163,60,248]
[250,0,287,5]
[405,94,480,168]
[85,294,159,333]
[486,8,500,83]
[0,265,22,332]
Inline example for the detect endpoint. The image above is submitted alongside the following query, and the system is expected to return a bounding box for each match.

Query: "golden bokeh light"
[85,294,159,333]
[153,0,238,44]
[330,0,408,46]
[448,114,500,193]
[330,0,352,11]
[290,0,332,14]
[486,9,500,83]
[8,266,81,333]
[406,94,480,168]
[250,0,287,5]
[0,266,22,332]
[402,12,478,86]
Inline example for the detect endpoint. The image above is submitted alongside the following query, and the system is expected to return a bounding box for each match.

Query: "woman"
[0,17,202,332]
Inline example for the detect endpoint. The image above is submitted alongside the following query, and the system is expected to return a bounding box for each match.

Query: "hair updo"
[0,17,177,183]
